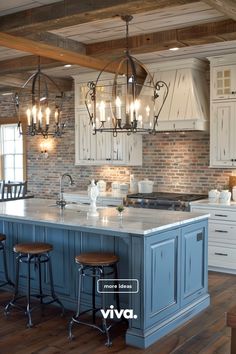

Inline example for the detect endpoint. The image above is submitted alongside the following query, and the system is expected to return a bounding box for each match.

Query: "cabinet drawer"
[209,221,236,244]
[191,207,236,221]
[209,245,236,269]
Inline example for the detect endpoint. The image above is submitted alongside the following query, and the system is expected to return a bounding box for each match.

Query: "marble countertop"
[190,199,236,209]
[0,198,209,236]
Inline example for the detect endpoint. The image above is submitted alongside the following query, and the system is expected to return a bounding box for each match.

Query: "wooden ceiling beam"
[27,32,86,54]
[87,19,236,57]
[0,32,118,73]
[202,0,236,21]
[0,56,66,75]
[0,72,72,92]
[0,0,200,35]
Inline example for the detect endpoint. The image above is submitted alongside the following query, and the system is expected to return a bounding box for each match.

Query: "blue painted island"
[0,199,209,348]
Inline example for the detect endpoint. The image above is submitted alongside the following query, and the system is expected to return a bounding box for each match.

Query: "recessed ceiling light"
[64,64,72,68]
[169,47,179,51]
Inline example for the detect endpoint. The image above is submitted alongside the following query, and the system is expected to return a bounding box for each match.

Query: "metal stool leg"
[26,254,33,327]
[47,254,64,315]
[114,264,120,312]
[69,265,83,340]
[92,267,96,324]
[100,266,112,347]
[38,255,43,306]
[1,241,14,287]
[4,253,21,314]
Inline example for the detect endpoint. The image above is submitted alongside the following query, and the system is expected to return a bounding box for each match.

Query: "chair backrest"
[3,181,27,200]
[0,180,4,200]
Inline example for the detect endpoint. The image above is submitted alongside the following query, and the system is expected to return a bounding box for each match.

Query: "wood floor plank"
[0,271,235,354]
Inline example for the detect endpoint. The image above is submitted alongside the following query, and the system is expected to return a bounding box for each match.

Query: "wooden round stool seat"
[13,242,53,255]
[0,233,6,242]
[75,252,119,266]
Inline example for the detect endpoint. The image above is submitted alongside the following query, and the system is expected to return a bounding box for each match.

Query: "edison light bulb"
[26,108,31,126]
[45,107,51,125]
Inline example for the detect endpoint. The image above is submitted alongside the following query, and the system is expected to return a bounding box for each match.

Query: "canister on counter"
[229,175,236,193]
[233,186,236,202]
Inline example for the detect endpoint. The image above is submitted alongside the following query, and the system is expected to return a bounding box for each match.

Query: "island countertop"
[0,198,209,236]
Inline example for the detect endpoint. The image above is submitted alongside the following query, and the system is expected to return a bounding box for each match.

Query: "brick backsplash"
[0,93,234,199]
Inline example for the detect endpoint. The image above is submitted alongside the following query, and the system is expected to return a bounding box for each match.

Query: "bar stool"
[5,242,64,327]
[69,252,120,347]
[0,233,14,288]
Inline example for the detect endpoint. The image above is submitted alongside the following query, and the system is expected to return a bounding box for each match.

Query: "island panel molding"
[0,198,209,349]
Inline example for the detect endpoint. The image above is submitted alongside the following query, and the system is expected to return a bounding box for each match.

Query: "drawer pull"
[214,252,228,256]
[214,229,228,233]
[214,214,228,218]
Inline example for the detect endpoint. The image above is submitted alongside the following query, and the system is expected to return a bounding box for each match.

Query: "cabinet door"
[181,221,207,306]
[210,102,236,167]
[212,65,236,100]
[145,229,180,327]
[111,134,143,166]
[112,134,125,163]
[124,134,142,166]
[96,133,112,163]
[75,110,95,164]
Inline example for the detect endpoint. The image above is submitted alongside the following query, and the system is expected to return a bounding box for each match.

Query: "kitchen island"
[0,199,209,348]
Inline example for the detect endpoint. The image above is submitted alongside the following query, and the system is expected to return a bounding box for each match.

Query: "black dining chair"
[0,181,4,200]
[2,181,27,200]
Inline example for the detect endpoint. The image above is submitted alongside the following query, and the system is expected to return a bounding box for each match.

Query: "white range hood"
[147,58,209,131]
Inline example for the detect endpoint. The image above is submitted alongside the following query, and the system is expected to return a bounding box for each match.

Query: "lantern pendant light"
[85,15,169,137]
[15,57,65,138]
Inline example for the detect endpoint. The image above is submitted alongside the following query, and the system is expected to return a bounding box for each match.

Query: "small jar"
[232,186,236,202]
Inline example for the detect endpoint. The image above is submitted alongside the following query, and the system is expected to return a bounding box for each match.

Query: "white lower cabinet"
[190,203,236,273]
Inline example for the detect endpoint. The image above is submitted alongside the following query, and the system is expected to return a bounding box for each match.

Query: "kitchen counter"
[0,198,209,236]
[190,199,236,209]
[0,198,209,349]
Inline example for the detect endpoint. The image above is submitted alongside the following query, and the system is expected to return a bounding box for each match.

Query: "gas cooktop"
[126,192,207,202]
[126,192,207,211]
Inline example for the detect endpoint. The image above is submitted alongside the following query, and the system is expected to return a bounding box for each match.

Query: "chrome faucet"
[57,173,74,208]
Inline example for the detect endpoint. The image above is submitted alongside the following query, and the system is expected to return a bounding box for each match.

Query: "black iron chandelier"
[15,58,65,138]
[85,15,169,137]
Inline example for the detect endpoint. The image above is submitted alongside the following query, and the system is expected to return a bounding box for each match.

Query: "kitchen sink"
[48,203,107,212]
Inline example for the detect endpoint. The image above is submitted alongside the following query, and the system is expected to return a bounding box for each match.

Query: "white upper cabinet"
[210,55,236,100]
[74,74,142,166]
[212,66,236,100]
[210,101,236,167]
[209,54,236,168]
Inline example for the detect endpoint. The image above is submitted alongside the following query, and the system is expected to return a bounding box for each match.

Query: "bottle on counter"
[129,174,138,193]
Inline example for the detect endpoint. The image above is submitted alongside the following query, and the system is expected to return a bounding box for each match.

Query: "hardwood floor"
[0,271,234,354]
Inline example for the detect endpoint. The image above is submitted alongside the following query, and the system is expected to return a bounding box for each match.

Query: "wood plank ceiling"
[0,0,236,92]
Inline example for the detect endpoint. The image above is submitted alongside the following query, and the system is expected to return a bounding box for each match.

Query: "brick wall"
[0,93,234,199]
